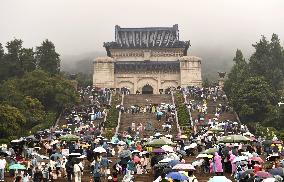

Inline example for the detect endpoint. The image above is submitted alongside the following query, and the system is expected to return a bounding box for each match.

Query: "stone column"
[180,56,202,87]
[93,57,115,88]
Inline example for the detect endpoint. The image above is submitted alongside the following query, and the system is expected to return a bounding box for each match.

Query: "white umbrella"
[208,176,232,182]
[165,134,172,138]
[154,133,162,137]
[131,150,140,153]
[93,147,106,153]
[125,135,132,138]
[159,158,172,163]
[180,135,187,139]
[232,156,248,163]
[162,145,174,153]
[118,141,126,145]
[167,153,180,160]
[189,143,197,148]
[196,153,213,158]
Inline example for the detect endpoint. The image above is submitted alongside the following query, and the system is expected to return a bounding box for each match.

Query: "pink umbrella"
[255,171,273,178]
[250,156,264,163]
[133,156,140,163]
[172,164,195,171]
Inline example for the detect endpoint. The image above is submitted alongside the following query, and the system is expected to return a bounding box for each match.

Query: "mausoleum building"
[93,24,202,94]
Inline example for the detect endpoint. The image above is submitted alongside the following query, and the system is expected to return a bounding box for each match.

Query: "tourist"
[74,161,82,182]
[65,159,74,182]
[92,160,101,182]
[213,152,223,176]
[14,176,23,182]
[0,155,6,182]
[33,167,43,182]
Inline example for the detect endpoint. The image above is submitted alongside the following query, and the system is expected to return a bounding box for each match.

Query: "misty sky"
[1,0,284,59]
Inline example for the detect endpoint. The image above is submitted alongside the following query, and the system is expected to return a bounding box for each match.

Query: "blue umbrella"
[166,172,188,181]
[9,164,26,170]
[269,167,284,176]
[157,111,163,116]
[50,153,63,159]
[168,160,181,167]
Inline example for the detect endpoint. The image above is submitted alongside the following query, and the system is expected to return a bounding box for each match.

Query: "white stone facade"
[93,25,202,93]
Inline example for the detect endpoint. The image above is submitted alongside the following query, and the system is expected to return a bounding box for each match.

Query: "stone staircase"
[118,94,178,137]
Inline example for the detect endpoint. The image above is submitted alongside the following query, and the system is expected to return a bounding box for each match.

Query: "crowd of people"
[0,86,284,182]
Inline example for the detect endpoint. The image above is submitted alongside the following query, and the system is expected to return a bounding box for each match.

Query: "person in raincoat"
[229,151,236,175]
[214,152,223,175]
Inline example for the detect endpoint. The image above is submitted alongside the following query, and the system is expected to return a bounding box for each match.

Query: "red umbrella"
[133,156,140,163]
[250,156,264,163]
[272,140,283,144]
[255,171,273,178]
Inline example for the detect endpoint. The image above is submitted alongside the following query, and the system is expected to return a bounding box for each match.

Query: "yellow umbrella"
[82,143,91,148]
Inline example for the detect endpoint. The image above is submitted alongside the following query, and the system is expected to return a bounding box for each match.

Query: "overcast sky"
[1,0,284,58]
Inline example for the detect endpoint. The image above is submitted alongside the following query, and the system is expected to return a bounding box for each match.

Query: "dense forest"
[0,39,79,142]
[224,34,284,138]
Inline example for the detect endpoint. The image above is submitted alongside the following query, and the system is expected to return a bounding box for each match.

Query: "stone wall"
[93,56,202,91]
[115,72,180,94]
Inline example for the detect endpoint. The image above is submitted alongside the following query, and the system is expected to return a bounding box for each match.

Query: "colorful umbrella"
[161,145,174,152]
[218,135,250,143]
[152,148,166,153]
[168,160,181,167]
[196,153,213,158]
[250,156,264,163]
[159,158,172,163]
[59,134,80,141]
[202,148,218,154]
[172,164,195,171]
[9,164,26,170]
[269,167,284,176]
[133,156,140,163]
[145,137,174,147]
[117,141,126,146]
[119,150,131,158]
[255,171,273,179]
[93,147,106,153]
[166,172,188,181]
[50,153,63,159]
[208,176,232,182]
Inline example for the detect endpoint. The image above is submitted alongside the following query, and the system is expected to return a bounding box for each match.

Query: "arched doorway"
[142,84,153,94]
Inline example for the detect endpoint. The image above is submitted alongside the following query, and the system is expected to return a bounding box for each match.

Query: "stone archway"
[142,84,153,94]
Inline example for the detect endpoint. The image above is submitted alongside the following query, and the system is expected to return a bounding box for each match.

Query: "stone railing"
[172,91,181,135]
[103,92,112,124]
[115,94,124,135]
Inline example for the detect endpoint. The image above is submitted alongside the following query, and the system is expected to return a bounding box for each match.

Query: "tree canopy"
[36,39,60,75]
[225,34,284,129]
[0,38,79,140]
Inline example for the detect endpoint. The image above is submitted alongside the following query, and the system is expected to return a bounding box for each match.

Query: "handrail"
[115,93,124,135]
[103,92,112,124]
[172,91,181,135]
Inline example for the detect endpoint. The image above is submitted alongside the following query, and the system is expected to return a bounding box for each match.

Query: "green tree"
[20,48,36,72]
[3,39,24,79]
[36,39,60,74]
[224,49,249,98]
[18,70,78,110]
[0,43,6,82]
[0,104,26,138]
[231,76,276,123]
[249,34,284,92]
